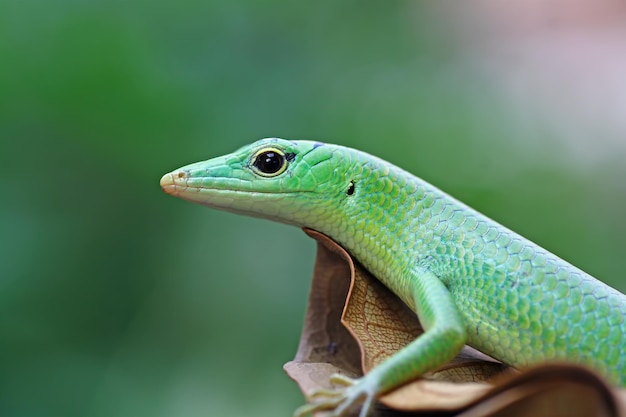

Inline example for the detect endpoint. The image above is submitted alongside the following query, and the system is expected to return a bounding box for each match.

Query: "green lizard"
[160,138,626,417]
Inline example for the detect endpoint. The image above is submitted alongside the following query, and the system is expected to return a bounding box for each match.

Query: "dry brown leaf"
[284,228,626,416]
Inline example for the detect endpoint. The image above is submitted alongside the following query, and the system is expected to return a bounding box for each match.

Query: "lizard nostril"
[177,171,187,179]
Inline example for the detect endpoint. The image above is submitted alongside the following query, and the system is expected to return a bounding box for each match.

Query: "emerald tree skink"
[160,138,626,417]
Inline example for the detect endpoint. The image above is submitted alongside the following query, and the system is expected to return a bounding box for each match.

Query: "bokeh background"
[2,1,626,416]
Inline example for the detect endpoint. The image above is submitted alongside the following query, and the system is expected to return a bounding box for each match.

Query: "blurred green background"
[2,1,625,416]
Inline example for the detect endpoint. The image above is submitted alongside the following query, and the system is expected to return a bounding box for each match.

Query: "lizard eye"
[251,148,288,177]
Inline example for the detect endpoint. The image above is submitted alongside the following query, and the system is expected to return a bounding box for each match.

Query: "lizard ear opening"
[346,180,356,196]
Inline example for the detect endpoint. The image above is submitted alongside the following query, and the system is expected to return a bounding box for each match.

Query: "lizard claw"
[293,373,378,417]
[329,373,356,387]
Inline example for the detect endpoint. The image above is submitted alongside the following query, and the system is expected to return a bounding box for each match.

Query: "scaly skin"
[160,138,626,417]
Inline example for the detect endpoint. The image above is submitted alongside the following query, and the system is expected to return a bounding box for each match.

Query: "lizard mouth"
[159,171,307,198]
[160,172,187,196]
[159,169,310,225]
[159,172,177,195]
[160,171,222,200]
[159,170,244,209]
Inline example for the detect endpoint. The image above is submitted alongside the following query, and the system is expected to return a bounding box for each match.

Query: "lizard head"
[160,138,360,228]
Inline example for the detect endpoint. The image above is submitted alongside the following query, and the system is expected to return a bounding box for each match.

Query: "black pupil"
[254,151,284,174]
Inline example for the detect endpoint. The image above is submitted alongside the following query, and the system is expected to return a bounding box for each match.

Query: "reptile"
[160,138,626,417]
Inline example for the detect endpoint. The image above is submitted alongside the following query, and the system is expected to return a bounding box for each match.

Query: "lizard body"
[160,138,626,416]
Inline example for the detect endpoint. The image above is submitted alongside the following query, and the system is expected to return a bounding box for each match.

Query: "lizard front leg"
[294,268,467,417]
